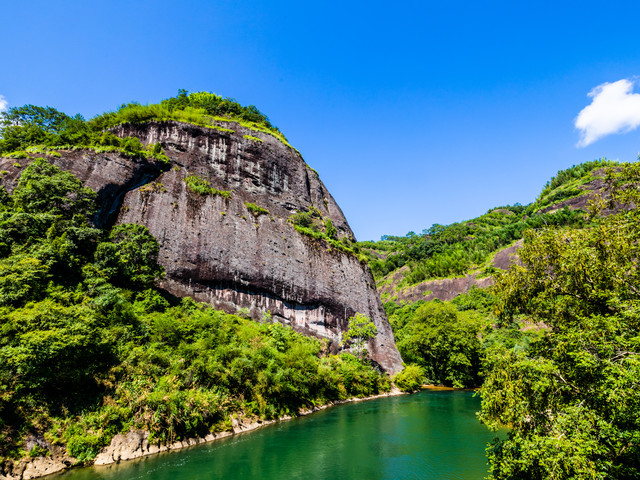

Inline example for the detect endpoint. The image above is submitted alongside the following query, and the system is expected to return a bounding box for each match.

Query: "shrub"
[244,202,269,216]
[184,175,231,198]
[393,364,426,392]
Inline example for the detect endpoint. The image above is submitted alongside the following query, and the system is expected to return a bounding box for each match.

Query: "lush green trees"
[94,224,164,289]
[389,301,486,388]
[479,166,640,478]
[0,90,280,156]
[340,313,378,360]
[12,158,96,218]
[360,204,587,283]
[392,364,426,392]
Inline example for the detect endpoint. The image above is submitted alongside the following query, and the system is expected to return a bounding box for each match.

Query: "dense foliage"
[0,105,170,163]
[479,162,640,479]
[0,160,390,464]
[387,300,486,388]
[536,158,615,205]
[391,364,426,393]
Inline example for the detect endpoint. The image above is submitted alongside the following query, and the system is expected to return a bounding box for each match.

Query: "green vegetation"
[359,161,626,289]
[340,313,378,361]
[536,158,615,206]
[289,207,367,262]
[0,105,170,163]
[384,160,640,477]
[184,175,231,199]
[89,90,293,149]
[387,300,487,388]
[478,162,640,478]
[392,364,426,393]
[0,160,389,464]
[243,135,263,143]
[363,205,586,284]
[244,202,269,216]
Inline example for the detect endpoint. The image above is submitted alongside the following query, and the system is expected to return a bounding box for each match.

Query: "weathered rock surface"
[0,120,403,373]
[92,430,233,466]
[490,239,524,270]
[0,442,75,480]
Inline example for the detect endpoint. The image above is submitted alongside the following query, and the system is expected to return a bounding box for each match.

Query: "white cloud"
[0,95,7,112]
[575,79,640,147]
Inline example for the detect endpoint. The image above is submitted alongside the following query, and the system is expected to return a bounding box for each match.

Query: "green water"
[57,390,497,480]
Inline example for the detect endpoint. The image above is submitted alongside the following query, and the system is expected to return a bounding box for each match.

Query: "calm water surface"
[57,390,497,480]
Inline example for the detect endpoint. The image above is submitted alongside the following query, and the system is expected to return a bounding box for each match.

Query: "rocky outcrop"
[92,430,233,466]
[490,239,524,270]
[537,167,636,216]
[379,267,495,304]
[0,440,75,480]
[0,120,403,373]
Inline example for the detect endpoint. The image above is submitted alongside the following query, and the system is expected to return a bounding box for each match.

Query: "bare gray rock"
[0,444,75,480]
[112,121,402,373]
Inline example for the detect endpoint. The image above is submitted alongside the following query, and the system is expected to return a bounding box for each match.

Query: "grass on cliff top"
[0,90,299,157]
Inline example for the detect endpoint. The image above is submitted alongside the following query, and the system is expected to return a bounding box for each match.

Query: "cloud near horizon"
[0,95,7,112]
[575,79,640,147]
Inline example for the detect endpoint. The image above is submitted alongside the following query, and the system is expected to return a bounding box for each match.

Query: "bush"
[184,175,231,198]
[244,202,269,216]
[393,364,426,392]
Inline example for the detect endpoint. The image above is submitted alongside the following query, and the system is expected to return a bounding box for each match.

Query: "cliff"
[0,120,402,373]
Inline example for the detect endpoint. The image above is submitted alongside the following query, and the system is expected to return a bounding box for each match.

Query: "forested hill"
[358,158,630,303]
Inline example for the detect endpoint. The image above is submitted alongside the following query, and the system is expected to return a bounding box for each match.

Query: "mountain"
[0,104,402,374]
[0,93,403,478]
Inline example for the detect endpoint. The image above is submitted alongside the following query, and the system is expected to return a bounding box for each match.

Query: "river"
[55,390,497,480]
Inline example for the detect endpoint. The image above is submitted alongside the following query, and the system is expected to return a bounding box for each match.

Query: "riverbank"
[56,389,495,480]
[1,388,403,480]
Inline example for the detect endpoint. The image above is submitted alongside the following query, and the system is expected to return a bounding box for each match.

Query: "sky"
[2,1,640,240]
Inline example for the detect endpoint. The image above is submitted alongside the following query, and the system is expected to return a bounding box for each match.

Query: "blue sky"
[3,0,640,240]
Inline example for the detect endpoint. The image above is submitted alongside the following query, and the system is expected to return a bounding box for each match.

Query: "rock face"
[0,120,403,373]
[0,442,75,480]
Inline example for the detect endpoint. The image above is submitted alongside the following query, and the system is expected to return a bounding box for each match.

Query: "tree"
[392,301,484,387]
[94,223,164,289]
[479,163,640,479]
[340,313,378,360]
[12,158,96,219]
[0,105,76,153]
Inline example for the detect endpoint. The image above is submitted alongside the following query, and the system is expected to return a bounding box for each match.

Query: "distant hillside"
[359,158,635,303]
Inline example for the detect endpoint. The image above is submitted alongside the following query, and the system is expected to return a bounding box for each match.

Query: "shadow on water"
[55,390,498,480]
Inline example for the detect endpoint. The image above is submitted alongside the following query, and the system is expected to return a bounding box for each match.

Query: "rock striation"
[0,120,403,373]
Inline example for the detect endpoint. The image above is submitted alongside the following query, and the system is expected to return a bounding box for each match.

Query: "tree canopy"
[479,163,640,479]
